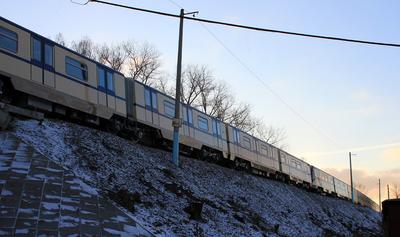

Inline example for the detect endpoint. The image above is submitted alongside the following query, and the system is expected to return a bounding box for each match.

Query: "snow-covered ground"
[10,119,382,237]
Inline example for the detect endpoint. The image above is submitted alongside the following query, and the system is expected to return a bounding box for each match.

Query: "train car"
[311,166,335,194]
[226,125,280,176]
[125,79,229,159]
[333,177,351,199]
[356,190,379,211]
[278,150,312,185]
[0,16,126,126]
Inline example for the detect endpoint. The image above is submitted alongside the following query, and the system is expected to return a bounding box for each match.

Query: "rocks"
[108,188,141,212]
[184,201,204,220]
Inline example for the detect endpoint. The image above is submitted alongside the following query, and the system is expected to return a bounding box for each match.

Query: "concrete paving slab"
[0,133,154,236]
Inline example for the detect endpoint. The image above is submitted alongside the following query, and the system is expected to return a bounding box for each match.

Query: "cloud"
[324,167,400,205]
[382,147,400,161]
[301,141,400,158]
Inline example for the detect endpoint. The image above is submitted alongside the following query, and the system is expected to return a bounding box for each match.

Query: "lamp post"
[379,178,381,212]
[171,9,198,166]
[349,152,356,203]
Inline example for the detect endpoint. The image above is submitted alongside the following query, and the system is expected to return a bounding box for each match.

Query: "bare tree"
[124,41,161,85]
[54,33,67,46]
[181,64,214,107]
[71,36,97,60]
[250,118,286,147]
[207,82,234,120]
[154,73,175,97]
[97,43,127,71]
[225,103,253,132]
[391,184,400,198]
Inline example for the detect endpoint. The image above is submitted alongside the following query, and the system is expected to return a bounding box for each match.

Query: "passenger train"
[0,16,378,211]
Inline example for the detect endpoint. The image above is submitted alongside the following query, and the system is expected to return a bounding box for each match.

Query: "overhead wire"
[85,0,400,149]
[88,0,400,48]
[166,0,342,148]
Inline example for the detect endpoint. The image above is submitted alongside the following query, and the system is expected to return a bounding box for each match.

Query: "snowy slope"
[10,119,382,237]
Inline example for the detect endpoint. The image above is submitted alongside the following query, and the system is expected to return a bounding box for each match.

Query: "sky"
[1,0,400,204]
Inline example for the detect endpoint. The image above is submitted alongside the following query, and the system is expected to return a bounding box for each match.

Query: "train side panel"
[131,80,228,157]
[0,17,125,120]
[0,19,31,82]
[311,166,335,193]
[279,150,312,184]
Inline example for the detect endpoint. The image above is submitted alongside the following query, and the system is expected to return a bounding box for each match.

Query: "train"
[0,16,378,211]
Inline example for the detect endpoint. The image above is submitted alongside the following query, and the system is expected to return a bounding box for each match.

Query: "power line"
[165,0,342,148]
[199,24,342,148]
[89,0,400,48]
[87,0,343,148]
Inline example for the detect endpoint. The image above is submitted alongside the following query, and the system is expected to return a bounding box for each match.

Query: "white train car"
[125,79,229,158]
[0,16,126,125]
[279,150,312,185]
[311,166,335,193]
[333,177,351,199]
[226,125,280,176]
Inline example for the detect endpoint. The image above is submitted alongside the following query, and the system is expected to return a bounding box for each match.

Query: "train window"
[44,43,53,67]
[107,71,114,92]
[151,91,157,110]
[261,145,268,156]
[211,120,222,137]
[164,101,175,118]
[187,108,193,125]
[65,56,87,81]
[182,106,187,122]
[97,67,106,89]
[0,27,18,53]
[32,38,41,62]
[243,136,251,148]
[212,119,217,135]
[144,88,151,108]
[233,128,240,143]
[198,116,208,131]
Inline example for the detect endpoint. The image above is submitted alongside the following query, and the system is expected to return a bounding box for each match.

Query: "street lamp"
[349,152,356,203]
[171,9,198,166]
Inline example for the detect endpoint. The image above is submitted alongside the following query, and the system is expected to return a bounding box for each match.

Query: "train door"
[182,106,189,136]
[144,87,159,126]
[31,36,55,87]
[97,66,115,110]
[125,78,135,119]
[254,140,260,164]
[212,119,224,149]
[187,107,194,138]
[232,127,240,155]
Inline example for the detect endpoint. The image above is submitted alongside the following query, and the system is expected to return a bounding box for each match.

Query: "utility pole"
[379,179,381,212]
[171,9,185,166]
[349,152,354,203]
[172,9,198,166]
[387,184,390,199]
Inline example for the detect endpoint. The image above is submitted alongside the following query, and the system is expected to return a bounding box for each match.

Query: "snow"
[11,119,382,237]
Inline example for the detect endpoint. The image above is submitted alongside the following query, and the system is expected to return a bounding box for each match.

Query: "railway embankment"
[10,118,382,237]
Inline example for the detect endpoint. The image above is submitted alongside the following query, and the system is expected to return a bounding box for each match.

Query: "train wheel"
[245,162,251,172]
[234,159,241,170]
